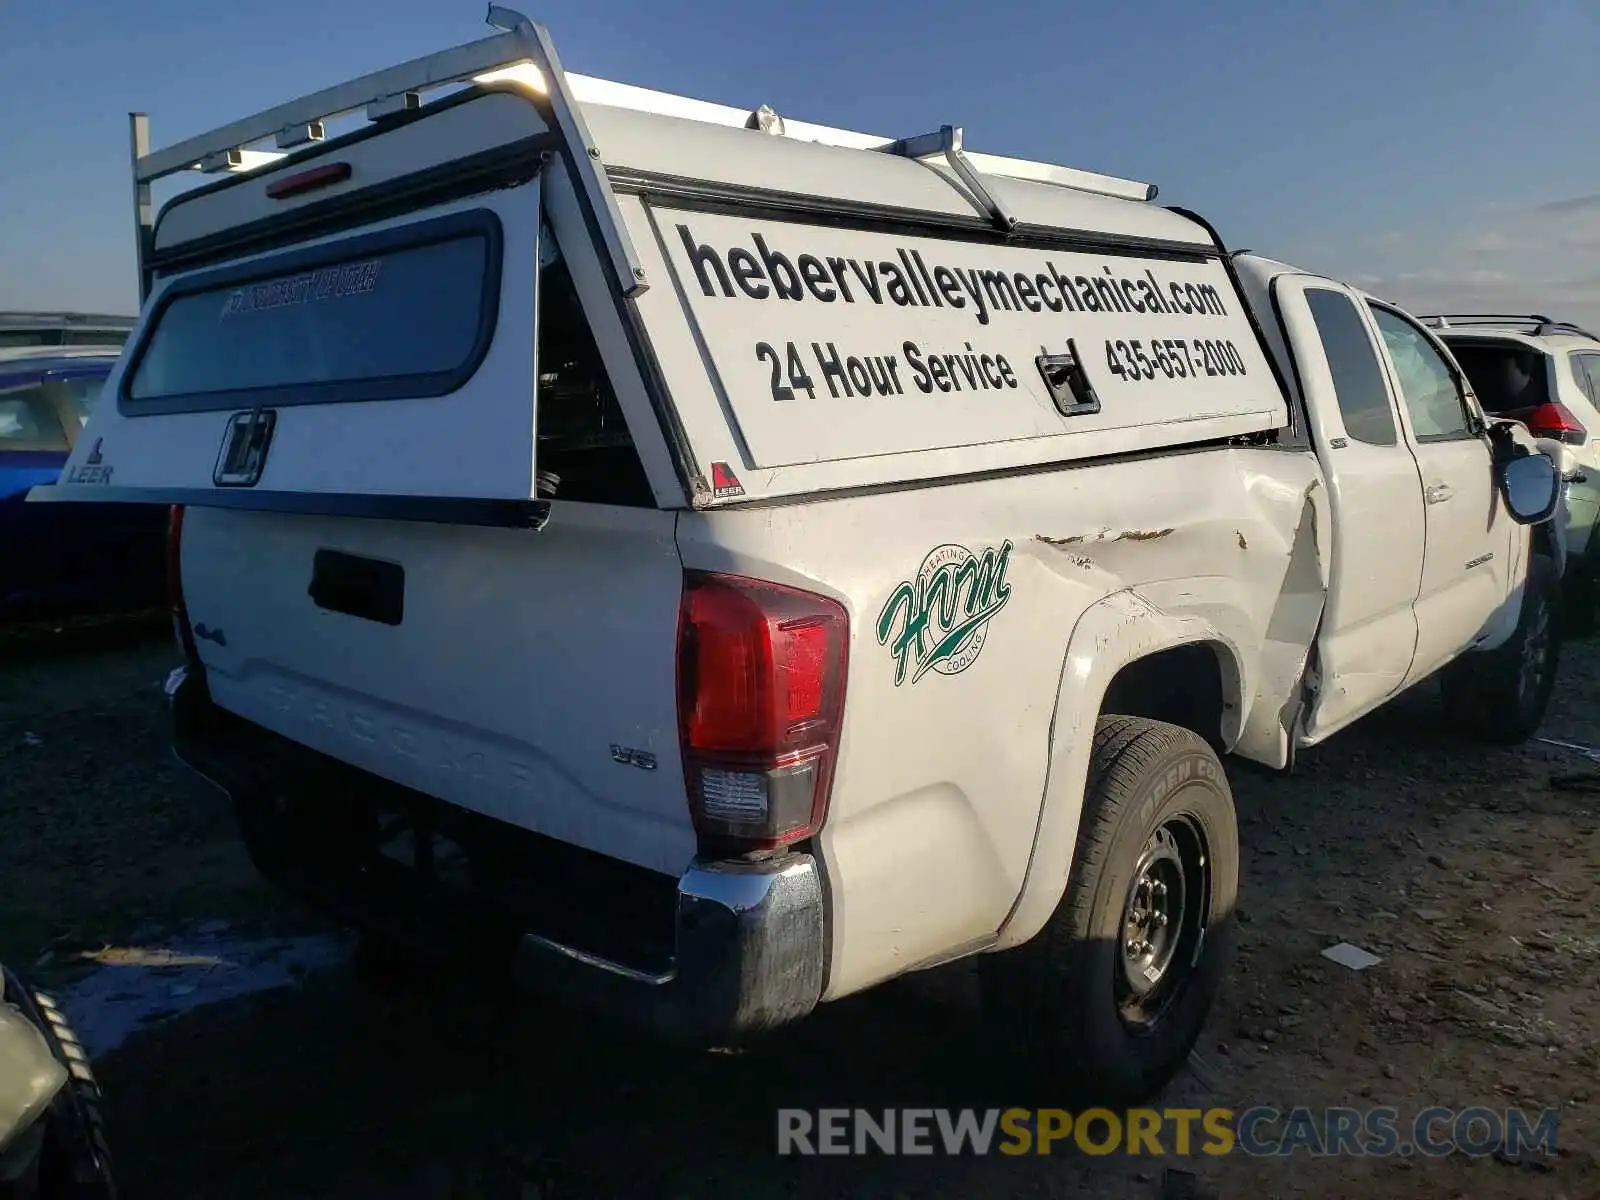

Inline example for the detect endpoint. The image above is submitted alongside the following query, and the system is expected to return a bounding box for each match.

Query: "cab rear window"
[121,209,502,416]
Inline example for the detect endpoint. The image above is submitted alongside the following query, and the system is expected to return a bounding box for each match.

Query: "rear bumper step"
[167,666,825,1043]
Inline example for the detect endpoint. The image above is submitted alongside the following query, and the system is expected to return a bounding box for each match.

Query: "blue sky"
[4,0,1599,325]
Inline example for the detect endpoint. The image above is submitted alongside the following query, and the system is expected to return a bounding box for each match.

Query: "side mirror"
[1498,451,1560,525]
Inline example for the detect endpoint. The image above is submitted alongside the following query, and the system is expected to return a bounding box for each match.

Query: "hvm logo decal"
[876,540,1014,686]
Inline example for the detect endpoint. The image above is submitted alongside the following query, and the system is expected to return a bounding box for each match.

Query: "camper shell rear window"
[119,209,503,416]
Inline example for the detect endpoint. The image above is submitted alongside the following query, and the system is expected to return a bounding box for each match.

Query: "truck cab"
[1234,255,1563,748]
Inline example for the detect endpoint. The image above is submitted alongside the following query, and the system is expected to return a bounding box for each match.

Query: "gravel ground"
[1,617,1596,1199]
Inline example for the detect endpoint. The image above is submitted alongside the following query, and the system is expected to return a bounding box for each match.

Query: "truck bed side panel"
[676,444,1322,998]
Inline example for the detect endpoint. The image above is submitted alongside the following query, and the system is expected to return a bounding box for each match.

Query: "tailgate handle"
[308,550,404,626]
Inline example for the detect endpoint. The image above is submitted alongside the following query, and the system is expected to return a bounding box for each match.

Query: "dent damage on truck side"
[991,450,1330,952]
[681,439,1333,1000]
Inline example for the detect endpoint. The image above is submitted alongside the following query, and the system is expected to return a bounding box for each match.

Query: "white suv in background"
[1424,314,1600,630]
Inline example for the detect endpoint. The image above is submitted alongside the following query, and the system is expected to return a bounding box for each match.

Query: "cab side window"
[1369,306,1473,440]
[1304,287,1398,446]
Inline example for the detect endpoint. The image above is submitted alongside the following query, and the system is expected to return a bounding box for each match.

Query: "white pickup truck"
[32,9,1566,1103]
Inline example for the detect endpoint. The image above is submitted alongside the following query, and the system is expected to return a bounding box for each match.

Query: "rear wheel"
[1440,553,1562,745]
[981,716,1239,1105]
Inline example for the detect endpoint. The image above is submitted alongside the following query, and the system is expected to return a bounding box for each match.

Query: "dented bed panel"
[994,447,1327,951]
[674,442,1325,996]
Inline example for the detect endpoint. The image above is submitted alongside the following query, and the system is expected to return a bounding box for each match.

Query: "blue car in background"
[0,349,167,619]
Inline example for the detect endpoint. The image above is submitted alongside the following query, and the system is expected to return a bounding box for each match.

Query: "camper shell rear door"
[34,88,578,527]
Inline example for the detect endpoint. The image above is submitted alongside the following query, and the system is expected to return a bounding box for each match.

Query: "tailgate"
[178,501,696,875]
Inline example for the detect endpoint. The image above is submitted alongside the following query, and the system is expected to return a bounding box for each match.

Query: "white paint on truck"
[34,10,1565,1102]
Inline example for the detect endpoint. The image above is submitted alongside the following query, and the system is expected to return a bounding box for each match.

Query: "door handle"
[1426,483,1454,504]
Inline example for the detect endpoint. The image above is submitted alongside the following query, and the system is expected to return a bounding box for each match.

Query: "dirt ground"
[2,616,1597,1199]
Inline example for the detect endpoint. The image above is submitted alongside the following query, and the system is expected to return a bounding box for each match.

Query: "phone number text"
[1104,337,1248,383]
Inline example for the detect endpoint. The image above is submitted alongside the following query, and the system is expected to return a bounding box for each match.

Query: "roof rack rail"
[883,127,1154,229]
[1419,313,1554,326]
[128,6,648,305]
[1533,320,1599,340]
[125,5,1161,299]
[887,128,1017,232]
[1419,313,1600,341]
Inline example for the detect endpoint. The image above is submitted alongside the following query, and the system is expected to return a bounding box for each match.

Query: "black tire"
[5,976,118,1199]
[1439,553,1562,745]
[981,716,1239,1106]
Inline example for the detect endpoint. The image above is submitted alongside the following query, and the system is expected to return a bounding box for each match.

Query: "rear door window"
[0,385,69,450]
[121,209,502,416]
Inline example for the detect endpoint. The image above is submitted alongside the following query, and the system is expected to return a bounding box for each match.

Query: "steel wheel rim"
[1116,813,1210,1032]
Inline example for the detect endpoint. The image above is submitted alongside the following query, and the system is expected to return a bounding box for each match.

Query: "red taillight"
[167,505,198,661]
[677,572,848,851]
[1508,402,1587,445]
[265,161,352,200]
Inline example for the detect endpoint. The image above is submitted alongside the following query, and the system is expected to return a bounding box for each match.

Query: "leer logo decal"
[65,438,112,485]
[877,540,1014,686]
[710,461,745,499]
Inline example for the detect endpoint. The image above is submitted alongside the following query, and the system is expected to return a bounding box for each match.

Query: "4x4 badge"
[877,539,1014,686]
[214,409,276,487]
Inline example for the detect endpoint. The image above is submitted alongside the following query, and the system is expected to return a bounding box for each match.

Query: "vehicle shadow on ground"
[96,668,1598,1200]
[98,954,1190,1199]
